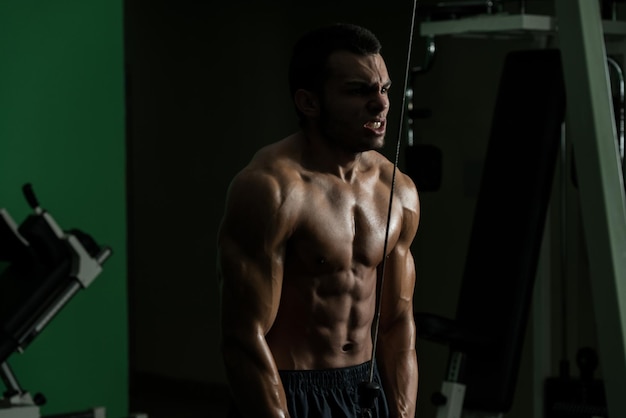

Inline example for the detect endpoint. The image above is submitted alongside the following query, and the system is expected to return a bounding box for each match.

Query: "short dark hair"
[288,23,382,118]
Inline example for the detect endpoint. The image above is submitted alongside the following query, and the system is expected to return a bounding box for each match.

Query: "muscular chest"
[288,178,401,270]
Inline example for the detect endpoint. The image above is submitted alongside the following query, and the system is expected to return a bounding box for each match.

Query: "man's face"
[318,51,391,153]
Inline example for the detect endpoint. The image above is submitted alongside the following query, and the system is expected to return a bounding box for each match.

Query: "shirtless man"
[218,23,419,418]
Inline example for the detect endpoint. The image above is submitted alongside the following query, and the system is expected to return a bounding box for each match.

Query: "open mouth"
[364,120,385,132]
[365,121,382,129]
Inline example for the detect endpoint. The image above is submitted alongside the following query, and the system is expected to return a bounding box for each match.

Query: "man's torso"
[259,136,405,370]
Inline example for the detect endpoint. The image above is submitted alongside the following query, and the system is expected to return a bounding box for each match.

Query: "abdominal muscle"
[266,266,378,371]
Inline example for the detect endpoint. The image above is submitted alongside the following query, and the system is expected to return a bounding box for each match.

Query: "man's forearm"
[222,338,291,418]
[379,348,418,417]
[377,319,419,418]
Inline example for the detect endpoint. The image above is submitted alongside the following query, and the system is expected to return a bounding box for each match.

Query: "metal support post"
[554,1,626,417]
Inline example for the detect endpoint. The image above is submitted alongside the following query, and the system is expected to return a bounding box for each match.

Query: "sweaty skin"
[219,51,419,418]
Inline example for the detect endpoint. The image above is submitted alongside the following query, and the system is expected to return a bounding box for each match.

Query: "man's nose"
[367,92,389,113]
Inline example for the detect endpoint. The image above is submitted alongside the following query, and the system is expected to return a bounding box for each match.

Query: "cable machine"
[408,1,626,417]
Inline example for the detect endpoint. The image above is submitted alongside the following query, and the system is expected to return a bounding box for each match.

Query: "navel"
[342,343,354,352]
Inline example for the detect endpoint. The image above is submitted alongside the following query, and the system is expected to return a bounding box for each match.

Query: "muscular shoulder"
[365,151,419,211]
[395,170,419,215]
[363,151,420,244]
[221,138,304,243]
[237,137,305,202]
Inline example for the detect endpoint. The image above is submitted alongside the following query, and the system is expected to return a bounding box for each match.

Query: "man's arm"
[377,174,420,418]
[218,168,293,418]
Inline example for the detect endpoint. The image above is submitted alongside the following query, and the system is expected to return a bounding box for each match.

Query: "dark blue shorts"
[228,361,389,418]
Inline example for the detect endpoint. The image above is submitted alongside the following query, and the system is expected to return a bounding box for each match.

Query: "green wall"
[0,1,128,416]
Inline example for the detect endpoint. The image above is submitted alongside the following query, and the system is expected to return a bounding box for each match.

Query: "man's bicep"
[379,206,419,331]
[218,171,289,336]
[381,246,416,316]
[219,240,283,335]
[388,177,420,319]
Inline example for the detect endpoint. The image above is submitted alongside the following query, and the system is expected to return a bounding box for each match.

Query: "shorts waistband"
[278,361,374,390]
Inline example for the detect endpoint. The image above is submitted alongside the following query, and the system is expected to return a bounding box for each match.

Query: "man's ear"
[294,89,319,118]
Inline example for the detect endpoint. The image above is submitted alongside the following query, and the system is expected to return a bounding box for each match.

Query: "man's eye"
[348,85,389,95]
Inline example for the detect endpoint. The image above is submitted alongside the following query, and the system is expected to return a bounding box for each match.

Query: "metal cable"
[367,0,419,384]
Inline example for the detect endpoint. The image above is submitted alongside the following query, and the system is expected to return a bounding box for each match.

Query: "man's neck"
[298,131,363,182]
